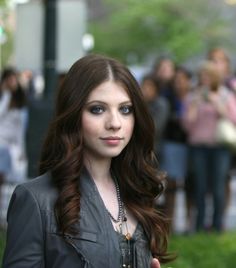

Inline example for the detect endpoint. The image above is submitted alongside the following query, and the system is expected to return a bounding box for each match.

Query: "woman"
[208,47,236,217]
[160,66,192,232]
[0,68,27,227]
[3,55,172,267]
[182,61,236,232]
[140,73,170,152]
[0,68,28,182]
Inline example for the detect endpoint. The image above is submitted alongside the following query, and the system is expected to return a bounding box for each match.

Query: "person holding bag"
[182,61,236,232]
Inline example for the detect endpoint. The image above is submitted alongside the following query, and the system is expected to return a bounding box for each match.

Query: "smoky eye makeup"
[119,104,133,115]
[85,101,133,115]
[88,105,105,114]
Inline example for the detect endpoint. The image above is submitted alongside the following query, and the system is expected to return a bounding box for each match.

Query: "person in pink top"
[208,47,236,223]
[182,61,236,232]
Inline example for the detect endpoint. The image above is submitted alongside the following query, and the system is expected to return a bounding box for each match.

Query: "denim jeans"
[190,145,231,231]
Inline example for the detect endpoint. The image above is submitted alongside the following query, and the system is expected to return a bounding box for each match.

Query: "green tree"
[89,0,234,64]
[0,0,13,69]
[0,0,7,5]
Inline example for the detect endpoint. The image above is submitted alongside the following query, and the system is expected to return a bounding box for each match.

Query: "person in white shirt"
[0,68,27,224]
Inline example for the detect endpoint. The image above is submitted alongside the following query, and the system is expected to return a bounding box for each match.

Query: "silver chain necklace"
[106,176,132,267]
[106,177,125,223]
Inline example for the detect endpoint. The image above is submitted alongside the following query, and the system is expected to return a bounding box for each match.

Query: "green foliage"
[89,0,233,64]
[1,27,14,67]
[0,230,6,262]
[0,7,13,68]
[0,0,7,6]
[164,232,236,268]
[0,0,15,68]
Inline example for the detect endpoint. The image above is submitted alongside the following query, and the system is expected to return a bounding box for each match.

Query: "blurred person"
[18,69,37,101]
[18,70,33,91]
[141,73,170,153]
[160,66,192,232]
[182,61,236,232]
[2,54,177,268]
[0,69,17,181]
[0,68,28,226]
[208,47,236,217]
[0,68,18,219]
[152,57,176,99]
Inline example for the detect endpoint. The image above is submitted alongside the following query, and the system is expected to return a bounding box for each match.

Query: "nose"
[105,111,121,130]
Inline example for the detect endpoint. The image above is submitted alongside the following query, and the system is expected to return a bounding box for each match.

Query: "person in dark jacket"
[160,66,192,232]
[2,54,174,268]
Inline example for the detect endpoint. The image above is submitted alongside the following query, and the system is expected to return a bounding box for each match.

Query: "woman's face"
[174,71,190,96]
[210,51,229,78]
[7,75,18,92]
[141,79,157,102]
[82,80,135,161]
[156,59,175,81]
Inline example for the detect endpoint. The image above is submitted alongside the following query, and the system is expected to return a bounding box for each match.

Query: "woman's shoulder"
[14,172,58,211]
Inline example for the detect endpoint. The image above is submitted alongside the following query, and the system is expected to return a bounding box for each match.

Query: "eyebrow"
[85,100,132,105]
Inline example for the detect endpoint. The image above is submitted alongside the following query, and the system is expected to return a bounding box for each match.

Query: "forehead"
[86,80,131,102]
[210,51,227,60]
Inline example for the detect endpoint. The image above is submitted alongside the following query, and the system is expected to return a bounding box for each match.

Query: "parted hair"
[198,60,222,92]
[207,47,231,74]
[39,54,172,263]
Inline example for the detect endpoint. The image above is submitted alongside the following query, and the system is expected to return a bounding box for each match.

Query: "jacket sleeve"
[2,184,45,268]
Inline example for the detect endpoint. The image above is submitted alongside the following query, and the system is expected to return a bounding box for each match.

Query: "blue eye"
[89,105,105,114]
[120,105,133,114]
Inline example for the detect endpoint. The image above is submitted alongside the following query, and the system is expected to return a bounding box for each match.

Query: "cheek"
[125,117,135,138]
[82,115,98,138]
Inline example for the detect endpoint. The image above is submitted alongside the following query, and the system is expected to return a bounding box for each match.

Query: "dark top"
[2,171,152,268]
[116,224,152,268]
[163,95,188,143]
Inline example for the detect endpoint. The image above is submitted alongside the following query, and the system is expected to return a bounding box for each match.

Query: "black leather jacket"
[2,172,152,268]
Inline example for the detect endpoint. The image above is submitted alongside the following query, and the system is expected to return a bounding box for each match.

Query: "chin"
[106,152,122,158]
[103,148,124,158]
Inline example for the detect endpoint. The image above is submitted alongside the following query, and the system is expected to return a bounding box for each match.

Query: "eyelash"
[89,105,104,114]
[119,105,133,114]
[89,105,133,115]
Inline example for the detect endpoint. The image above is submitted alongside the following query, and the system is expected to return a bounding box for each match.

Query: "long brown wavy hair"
[39,54,172,263]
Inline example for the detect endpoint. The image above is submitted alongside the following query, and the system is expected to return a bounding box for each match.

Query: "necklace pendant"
[115,222,122,233]
[119,223,123,233]
[125,233,131,240]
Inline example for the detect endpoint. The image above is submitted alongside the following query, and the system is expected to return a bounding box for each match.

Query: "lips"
[100,136,124,146]
[100,136,123,140]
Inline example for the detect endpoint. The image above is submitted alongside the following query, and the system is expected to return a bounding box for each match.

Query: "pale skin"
[82,79,161,268]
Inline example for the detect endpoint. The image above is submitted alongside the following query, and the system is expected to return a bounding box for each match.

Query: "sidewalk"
[174,177,236,233]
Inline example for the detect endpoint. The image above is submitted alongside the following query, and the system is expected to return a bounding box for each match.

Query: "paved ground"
[174,177,236,233]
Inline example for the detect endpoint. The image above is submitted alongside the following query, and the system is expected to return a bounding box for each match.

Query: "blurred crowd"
[1,47,236,234]
[0,67,34,228]
[140,47,236,234]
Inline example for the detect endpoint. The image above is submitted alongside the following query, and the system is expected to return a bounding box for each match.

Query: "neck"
[84,154,112,183]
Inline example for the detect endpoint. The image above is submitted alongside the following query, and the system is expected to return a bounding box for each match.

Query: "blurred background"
[1,0,236,267]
